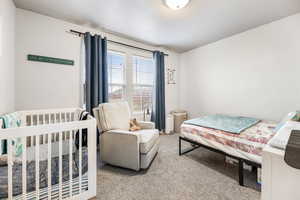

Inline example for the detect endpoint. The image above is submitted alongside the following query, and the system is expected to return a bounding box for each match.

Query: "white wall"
[16,9,82,110]
[15,9,180,115]
[165,52,180,115]
[0,0,15,114]
[179,13,300,121]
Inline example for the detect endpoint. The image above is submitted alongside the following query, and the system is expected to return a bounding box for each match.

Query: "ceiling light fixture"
[164,0,190,10]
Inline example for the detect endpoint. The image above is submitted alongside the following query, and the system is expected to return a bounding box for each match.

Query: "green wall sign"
[27,55,74,66]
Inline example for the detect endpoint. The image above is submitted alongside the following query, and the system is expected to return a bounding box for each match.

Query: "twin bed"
[179,114,277,186]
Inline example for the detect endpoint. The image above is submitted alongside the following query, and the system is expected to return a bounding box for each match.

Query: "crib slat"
[69,131,73,197]
[31,114,34,126]
[22,137,27,199]
[60,112,64,143]
[62,113,65,141]
[54,114,57,142]
[35,135,40,199]
[59,132,63,199]
[31,115,34,146]
[48,133,52,200]
[43,114,46,144]
[79,129,82,194]
[44,135,47,145]
[7,139,13,200]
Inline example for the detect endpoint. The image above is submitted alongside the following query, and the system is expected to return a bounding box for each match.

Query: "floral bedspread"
[181,121,276,163]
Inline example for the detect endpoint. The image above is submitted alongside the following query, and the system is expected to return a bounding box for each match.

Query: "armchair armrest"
[138,121,155,129]
[100,130,141,171]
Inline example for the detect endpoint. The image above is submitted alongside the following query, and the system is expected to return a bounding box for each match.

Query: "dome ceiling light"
[164,0,190,10]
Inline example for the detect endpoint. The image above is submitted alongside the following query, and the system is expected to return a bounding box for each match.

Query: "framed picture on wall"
[167,68,176,84]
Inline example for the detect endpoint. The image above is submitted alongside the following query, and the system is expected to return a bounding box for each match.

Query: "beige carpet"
[96,134,260,200]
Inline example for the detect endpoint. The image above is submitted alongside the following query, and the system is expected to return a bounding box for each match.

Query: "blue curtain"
[84,32,108,114]
[151,51,166,131]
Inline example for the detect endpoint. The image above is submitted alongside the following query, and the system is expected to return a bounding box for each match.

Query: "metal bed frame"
[179,136,261,186]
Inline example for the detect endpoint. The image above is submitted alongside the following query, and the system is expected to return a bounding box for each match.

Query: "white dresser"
[262,145,300,200]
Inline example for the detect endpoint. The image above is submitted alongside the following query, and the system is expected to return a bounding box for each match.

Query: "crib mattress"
[181,121,276,164]
[0,148,88,199]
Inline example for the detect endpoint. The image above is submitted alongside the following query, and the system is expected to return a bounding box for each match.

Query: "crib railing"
[20,108,79,147]
[0,108,97,200]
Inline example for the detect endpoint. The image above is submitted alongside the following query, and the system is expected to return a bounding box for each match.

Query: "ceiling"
[13,0,300,53]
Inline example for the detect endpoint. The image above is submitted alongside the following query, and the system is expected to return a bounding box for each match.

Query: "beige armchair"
[93,101,159,171]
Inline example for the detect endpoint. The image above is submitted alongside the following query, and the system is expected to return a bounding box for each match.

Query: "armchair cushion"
[98,102,131,132]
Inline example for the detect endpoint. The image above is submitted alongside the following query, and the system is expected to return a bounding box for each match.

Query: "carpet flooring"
[96,134,260,200]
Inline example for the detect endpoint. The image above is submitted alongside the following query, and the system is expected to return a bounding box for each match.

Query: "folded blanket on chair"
[184,114,260,134]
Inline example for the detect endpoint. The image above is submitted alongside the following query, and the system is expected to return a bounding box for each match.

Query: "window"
[132,56,154,118]
[107,49,154,121]
[107,51,126,102]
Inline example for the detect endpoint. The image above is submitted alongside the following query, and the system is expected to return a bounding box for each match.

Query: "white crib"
[0,108,97,200]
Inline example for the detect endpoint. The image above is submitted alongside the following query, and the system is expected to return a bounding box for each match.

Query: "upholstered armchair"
[93,101,159,171]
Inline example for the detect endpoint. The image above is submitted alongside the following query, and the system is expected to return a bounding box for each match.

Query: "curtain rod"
[69,29,169,56]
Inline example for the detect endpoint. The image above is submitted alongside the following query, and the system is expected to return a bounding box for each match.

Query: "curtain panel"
[84,32,109,114]
[151,51,166,131]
